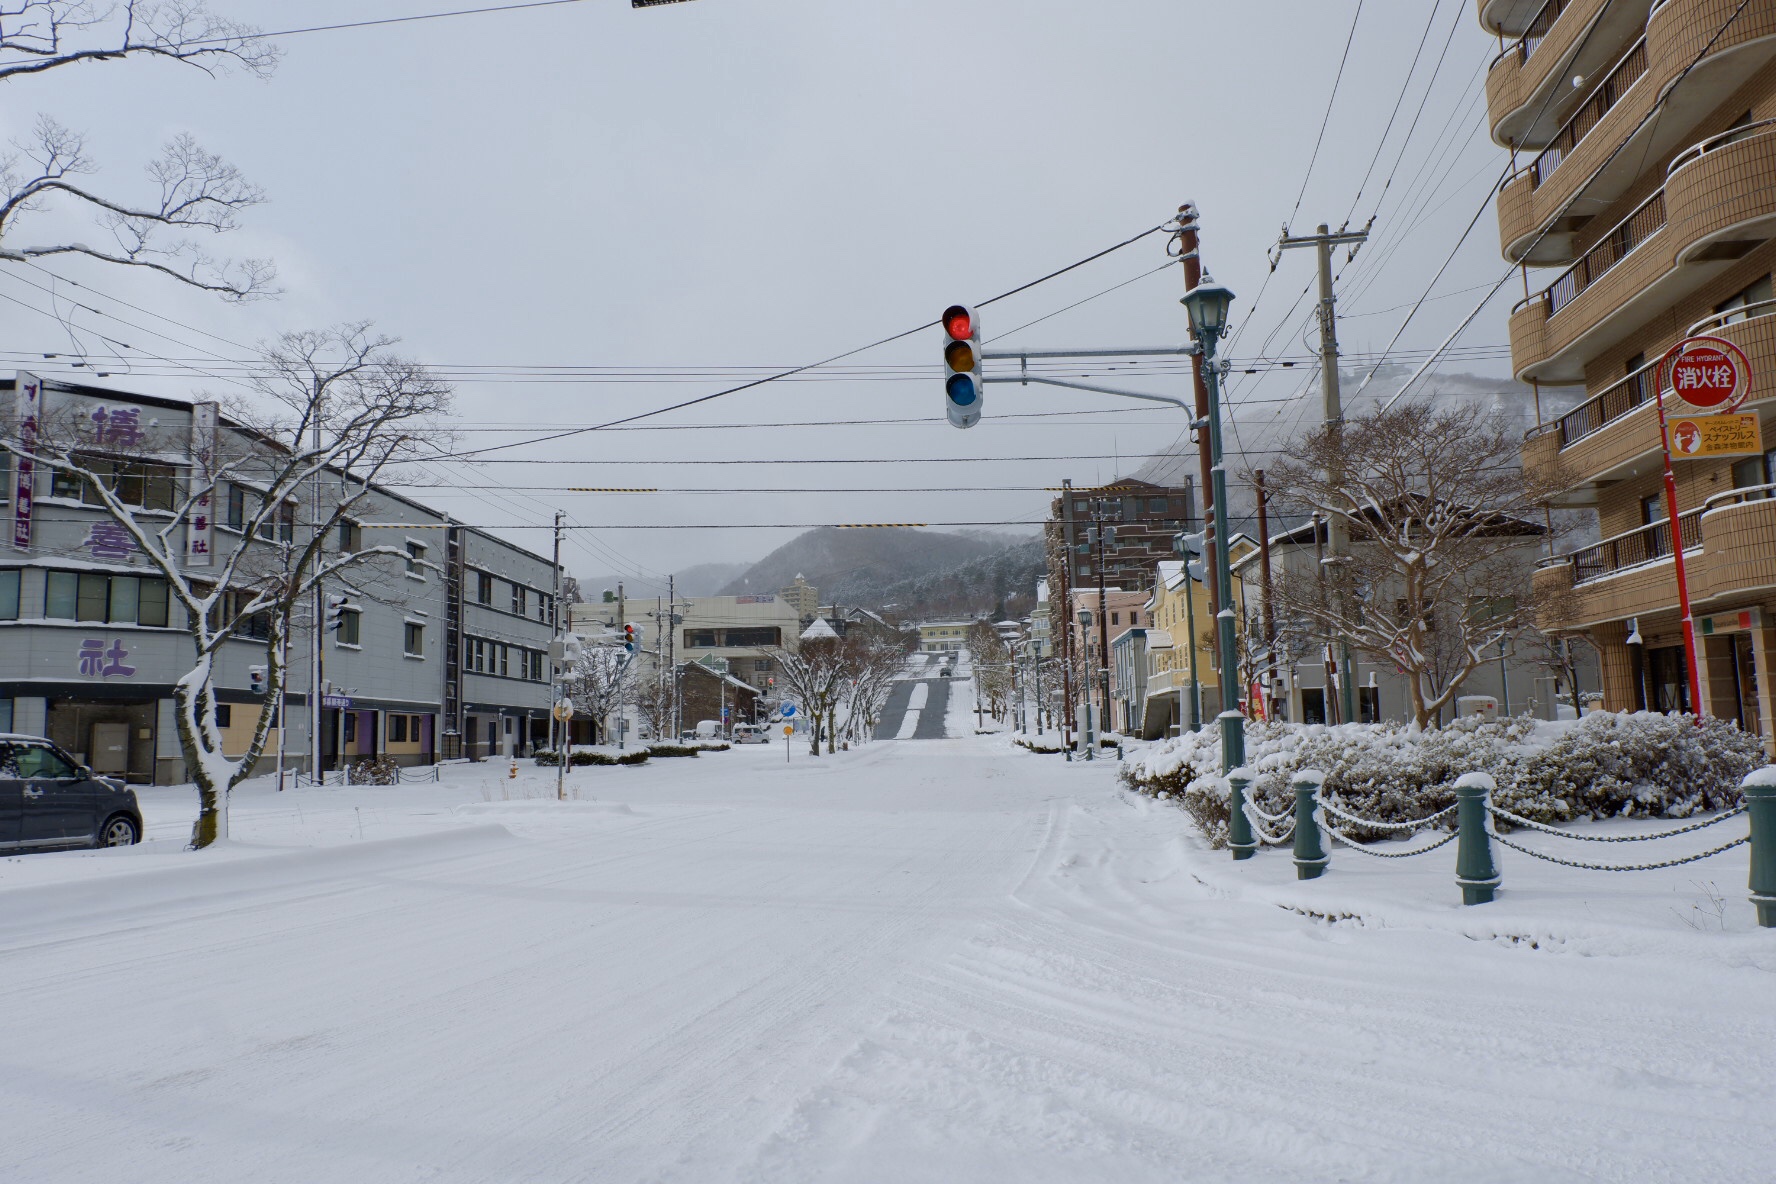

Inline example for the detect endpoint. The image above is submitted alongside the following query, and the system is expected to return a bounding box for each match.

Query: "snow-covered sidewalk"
[1,736,1771,1182]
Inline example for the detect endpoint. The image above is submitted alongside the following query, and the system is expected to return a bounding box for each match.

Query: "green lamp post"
[1182,274,1255,858]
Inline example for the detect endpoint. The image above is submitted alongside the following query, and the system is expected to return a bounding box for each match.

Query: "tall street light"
[1181,273,1253,858]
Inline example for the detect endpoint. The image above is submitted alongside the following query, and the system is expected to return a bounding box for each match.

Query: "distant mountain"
[871,536,1047,620]
[718,527,1038,615]
[672,561,754,597]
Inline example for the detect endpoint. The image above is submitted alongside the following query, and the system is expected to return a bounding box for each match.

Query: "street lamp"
[1182,273,1252,856]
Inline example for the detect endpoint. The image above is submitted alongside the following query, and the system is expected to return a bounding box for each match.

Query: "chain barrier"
[1323,822,1458,859]
[1315,792,1458,833]
[1489,828,1749,872]
[1486,802,1746,842]
[1240,797,1296,847]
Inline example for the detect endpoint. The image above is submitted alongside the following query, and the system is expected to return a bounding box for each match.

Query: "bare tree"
[770,633,849,756]
[1262,403,1545,730]
[842,634,912,743]
[3,324,452,846]
[562,641,629,744]
[1,3,276,298]
[968,621,1014,721]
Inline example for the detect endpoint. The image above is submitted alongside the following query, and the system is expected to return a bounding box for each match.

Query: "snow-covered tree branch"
[1260,403,1546,730]
[0,1,276,81]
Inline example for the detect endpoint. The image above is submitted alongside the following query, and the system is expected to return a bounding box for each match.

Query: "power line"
[1287,0,1366,229]
[440,222,1172,459]
[202,0,599,45]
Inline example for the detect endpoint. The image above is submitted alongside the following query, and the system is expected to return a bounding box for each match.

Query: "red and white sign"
[1665,335,1751,411]
[186,401,219,567]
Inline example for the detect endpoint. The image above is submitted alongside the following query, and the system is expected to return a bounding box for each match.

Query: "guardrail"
[1222,766,1775,924]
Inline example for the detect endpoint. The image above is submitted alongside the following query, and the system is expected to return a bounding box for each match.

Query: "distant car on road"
[732,724,768,744]
[0,734,143,854]
[939,667,953,678]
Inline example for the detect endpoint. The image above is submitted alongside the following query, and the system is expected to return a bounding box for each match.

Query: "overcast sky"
[2,0,1523,593]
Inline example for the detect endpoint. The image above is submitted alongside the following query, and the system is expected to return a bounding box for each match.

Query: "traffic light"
[622,623,641,653]
[324,594,351,633]
[248,665,267,695]
[942,304,982,429]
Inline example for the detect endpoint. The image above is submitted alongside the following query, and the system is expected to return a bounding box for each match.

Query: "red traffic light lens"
[942,305,974,341]
[944,340,977,373]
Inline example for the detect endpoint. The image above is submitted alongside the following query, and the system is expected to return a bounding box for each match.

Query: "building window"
[1148,498,1168,513]
[498,644,509,676]
[337,608,361,646]
[0,699,11,733]
[339,520,362,553]
[686,629,718,649]
[226,485,246,530]
[406,541,427,578]
[0,569,17,620]
[511,583,525,615]
[754,659,772,673]
[1110,611,1119,625]
[477,572,493,605]
[1715,276,1773,325]
[1732,447,1776,492]
[465,637,484,673]
[404,622,425,656]
[724,627,780,647]
[344,713,357,744]
[215,704,233,729]
[390,715,409,743]
[536,593,550,623]
[56,455,177,511]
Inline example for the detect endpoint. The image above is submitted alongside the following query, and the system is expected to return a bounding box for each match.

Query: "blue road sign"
[780,703,797,718]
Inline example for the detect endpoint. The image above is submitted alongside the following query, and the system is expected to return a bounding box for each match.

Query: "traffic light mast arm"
[981,373,1195,416]
[980,346,1195,360]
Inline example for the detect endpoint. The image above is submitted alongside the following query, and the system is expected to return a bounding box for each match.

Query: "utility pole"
[308,390,325,785]
[667,574,678,740]
[1058,479,1077,750]
[1254,469,1280,720]
[1174,205,1220,636]
[1180,475,1203,734]
[1277,221,1369,727]
[1092,498,1114,739]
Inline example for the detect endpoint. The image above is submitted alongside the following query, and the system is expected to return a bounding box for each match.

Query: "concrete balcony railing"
[1536,485,1776,629]
[1495,0,1776,265]
[1481,0,1558,37]
[1522,306,1776,495]
[1509,122,1776,382]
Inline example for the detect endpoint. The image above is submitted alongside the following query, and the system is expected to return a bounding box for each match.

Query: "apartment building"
[1484,0,1776,746]
[2,376,559,781]
[447,529,561,761]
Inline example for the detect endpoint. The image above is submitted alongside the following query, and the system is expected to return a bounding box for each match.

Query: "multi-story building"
[2,376,559,781]
[1139,560,1216,738]
[1485,0,1776,747]
[570,592,796,713]
[447,529,561,761]
[1044,477,1199,601]
[917,620,975,652]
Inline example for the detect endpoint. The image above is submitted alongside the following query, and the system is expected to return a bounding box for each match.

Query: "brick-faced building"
[1485,0,1776,748]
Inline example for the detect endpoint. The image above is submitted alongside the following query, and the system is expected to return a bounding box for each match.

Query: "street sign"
[1666,335,1752,411]
[780,703,797,718]
[321,694,352,709]
[552,699,575,722]
[782,725,793,737]
[1667,413,1762,458]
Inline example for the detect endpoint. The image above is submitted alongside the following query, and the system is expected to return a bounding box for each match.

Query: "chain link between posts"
[1323,823,1459,859]
[1486,802,1746,842]
[1488,829,1750,872]
[1239,796,1296,846]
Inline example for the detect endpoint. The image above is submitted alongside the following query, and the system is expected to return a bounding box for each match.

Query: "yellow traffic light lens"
[944,340,977,372]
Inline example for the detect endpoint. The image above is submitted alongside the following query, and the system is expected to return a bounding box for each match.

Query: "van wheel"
[98,815,140,847]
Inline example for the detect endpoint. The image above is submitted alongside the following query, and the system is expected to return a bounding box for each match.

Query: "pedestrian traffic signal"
[942,304,982,429]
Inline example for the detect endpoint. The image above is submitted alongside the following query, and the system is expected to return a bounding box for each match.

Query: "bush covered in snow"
[349,755,399,786]
[646,744,702,758]
[1120,712,1764,848]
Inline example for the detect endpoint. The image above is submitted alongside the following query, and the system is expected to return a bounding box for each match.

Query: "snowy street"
[3,720,1773,1182]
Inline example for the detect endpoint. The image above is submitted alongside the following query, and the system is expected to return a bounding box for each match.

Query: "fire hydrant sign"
[1667,413,1762,458]
[1667,336,1751,411]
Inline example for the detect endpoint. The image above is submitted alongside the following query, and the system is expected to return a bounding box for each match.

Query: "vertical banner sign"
[186,401,219,567]
[12,371,43,553]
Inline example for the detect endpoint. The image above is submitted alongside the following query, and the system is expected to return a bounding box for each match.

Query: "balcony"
[1481,0,1558,37]
[1509,121,1776,382]
[1494,0,1776,264]
[1537,487,1776,630]
[1522,305,1776,496]
[1488,0,1642,151]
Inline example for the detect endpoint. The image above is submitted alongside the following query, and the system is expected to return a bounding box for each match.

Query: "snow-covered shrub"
[1014,737,1066,755]
[567,750,650,766]
[1120,712,1762,847]
[349,755,399,786]
[646,744,701,758]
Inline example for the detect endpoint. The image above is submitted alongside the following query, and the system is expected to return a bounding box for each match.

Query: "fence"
[290,765,442,788]
[1222,767,1776,926]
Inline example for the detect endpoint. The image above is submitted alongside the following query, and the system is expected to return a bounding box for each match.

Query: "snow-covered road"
[2,735,1771,1182]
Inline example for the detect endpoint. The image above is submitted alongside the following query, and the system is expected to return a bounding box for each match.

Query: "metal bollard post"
[1743,767,1776,928]
[1228,768,1257,861]
[1454,772,1500,906]
[1292,770,1328,880]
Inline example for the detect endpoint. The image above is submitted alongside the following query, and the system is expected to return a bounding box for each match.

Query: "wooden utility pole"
[1175,204,1220,634]
[1058,479,1076,749]
[1254,469,1280,719]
